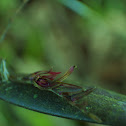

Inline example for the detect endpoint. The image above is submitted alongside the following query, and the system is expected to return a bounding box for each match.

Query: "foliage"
[1,0,126,126]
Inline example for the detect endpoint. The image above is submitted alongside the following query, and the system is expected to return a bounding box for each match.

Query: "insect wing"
[51,83,101,122]
[52,82,94,102]
[52,82,83,96]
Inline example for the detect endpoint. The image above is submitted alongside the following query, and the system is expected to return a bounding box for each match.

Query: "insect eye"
[35,78,50,88]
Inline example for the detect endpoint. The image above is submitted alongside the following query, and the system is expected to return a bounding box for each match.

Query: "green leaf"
[0,81,93,123]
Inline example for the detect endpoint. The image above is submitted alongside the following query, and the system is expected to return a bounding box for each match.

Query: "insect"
[22,66,102,123]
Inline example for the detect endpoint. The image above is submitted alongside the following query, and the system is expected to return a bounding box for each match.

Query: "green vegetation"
[0,0,126,126]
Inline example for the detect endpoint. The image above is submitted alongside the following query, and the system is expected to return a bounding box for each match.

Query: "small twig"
[0,0,29,43]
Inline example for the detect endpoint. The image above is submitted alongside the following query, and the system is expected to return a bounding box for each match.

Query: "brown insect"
[23,66,102,123]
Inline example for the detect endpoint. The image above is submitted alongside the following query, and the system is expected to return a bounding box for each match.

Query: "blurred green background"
[0,0,126,126]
